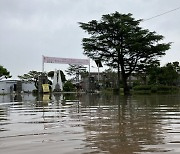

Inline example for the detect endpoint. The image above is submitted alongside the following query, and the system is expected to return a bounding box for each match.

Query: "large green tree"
[0,65,11,80]
[65,64,88,80]
[79,12,171,94]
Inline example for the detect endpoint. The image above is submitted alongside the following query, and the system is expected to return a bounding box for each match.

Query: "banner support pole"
[42,55,44,72]
[89,58,91,75]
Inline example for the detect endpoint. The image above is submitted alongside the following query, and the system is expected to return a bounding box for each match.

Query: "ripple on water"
[1,94,180,154]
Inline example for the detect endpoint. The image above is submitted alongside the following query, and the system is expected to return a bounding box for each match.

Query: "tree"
[171,61,180,72]
[65,64,88,80]
[148,65,162,85]
[135,61,160,85]
[0,65,11,80]
[103,68,118,88]
[18,71,45,89]
[63,80,75,92]
[47,70,66,82]
[79,12,171,94]
[149,62,180,86]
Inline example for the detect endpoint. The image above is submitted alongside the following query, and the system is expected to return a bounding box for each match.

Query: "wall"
[22,82,36,92]
[0,80,36,94]
[0,82,7,93]
[0,81,16,93]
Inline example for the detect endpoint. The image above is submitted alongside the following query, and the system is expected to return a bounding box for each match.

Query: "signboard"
[95,60,103,67]
[43,56,89,65]
[43,94,50,101]
[42,84,50,93]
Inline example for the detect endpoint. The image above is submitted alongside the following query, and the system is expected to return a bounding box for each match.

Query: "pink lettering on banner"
[43,56,89,65]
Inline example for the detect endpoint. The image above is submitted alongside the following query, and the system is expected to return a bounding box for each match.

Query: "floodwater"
[0,93,180,154]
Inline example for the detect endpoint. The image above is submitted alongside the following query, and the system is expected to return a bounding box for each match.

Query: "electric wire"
[143,6,180,21]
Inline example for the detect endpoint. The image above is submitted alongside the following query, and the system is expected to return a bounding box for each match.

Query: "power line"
[143,6,180,21]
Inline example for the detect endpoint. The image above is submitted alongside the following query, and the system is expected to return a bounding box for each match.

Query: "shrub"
[133,85,179,93]
[63,81,75,92]
[133,80,141,87]
[133,85,151,91]
[156,85,171,91]
[151,85,158,93]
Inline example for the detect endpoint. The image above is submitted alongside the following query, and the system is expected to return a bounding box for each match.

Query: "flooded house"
[0,80,36,94]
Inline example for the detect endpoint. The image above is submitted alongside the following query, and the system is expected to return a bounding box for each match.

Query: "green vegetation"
[79,12,171,95]
[132,61,180,94]
[65,65,88,83]
[133,85,179,94]
[66,65,87,77]
[63,81,75,92]
[148,62,180,85]
[18,71,45,89]
[0,65,11,80]
[99,61,180,95]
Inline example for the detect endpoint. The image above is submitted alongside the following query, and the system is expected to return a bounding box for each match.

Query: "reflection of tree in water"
[80,94,166,153]
[13,94,22,102]
[133,94,180,106]
[63,93,77,101]
[80,93,119,107]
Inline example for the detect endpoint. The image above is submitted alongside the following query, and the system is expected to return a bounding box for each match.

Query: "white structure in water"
[52,70,63,91]
[58,70,63,91]
[0,80,36,94]
[52,69,58,91]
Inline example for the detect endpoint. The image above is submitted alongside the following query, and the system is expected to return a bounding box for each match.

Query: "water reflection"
[0,93,180,153]
[81,95,166,153]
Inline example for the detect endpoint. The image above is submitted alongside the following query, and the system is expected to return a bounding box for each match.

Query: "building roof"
[0,79,20,83]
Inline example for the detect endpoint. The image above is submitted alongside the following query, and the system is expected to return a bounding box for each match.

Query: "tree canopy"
[0,65,11,80]
[18,71,45,89]
[149,61,180,86]
[79,12,171,94]
[65,64,88,79]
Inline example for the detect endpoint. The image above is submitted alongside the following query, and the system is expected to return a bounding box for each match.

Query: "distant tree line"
[102,61,180,89]
[148,61,180,86]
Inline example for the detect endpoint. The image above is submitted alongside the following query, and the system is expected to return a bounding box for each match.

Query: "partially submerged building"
[0,80,36,94]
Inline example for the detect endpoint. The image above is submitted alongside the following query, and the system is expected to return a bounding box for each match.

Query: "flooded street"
[0,93,180,154]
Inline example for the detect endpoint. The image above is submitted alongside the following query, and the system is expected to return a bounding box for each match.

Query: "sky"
[0,0,180,79]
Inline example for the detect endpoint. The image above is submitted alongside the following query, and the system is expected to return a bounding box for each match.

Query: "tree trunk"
[117,49,121,93]
[122,75,130,95]
[119,55,130,95]
[117,62,121,92]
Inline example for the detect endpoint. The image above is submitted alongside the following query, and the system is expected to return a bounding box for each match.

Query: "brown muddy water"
[0,93,180,154]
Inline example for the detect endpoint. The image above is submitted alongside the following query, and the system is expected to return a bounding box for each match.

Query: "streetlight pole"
[91,66,100,82]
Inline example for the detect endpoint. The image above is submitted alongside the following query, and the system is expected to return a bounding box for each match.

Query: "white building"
[22,82,36,93]
[0,80,36,94]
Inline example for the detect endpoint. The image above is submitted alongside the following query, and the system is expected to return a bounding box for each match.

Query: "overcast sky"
[0,0,180,79]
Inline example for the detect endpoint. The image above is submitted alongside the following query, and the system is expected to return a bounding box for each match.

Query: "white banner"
[43,56,90,65]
